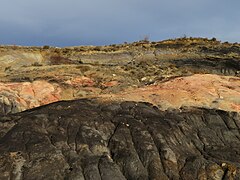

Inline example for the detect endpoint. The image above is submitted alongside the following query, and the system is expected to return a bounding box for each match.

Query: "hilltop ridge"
[0,37,239,114]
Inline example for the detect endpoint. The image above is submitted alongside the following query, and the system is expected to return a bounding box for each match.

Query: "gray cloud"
[0,0,239,46]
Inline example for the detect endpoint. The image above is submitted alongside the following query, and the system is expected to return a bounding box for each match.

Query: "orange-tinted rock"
[0,74,240,114]
[65,76,95,87]
[101,81,119,87]
[0,81,61,113]
[102,74,240,112]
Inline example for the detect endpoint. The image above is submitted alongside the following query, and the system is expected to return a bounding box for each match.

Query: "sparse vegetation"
[143,35,150,42]
[43,45,50,49]
[32,62,43,66]
[211,37,217,41]
[4,66,11,72]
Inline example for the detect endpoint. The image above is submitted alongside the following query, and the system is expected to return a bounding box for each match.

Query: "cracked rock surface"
[0,99,240,179]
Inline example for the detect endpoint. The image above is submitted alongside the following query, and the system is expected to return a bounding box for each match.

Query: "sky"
[0,0,239,46]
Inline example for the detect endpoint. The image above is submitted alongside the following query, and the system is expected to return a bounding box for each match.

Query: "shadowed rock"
[0,99,240,179]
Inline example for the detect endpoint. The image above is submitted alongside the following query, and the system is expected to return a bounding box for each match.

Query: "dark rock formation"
[0,99,240,179]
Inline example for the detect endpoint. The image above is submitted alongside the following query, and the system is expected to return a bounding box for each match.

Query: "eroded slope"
[0,99,240,179]
[0,38,240,114]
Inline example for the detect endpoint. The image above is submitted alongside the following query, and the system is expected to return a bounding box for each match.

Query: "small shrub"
[32,62,42,66]
[4,66,11,72]
[93,47,101,51]
[182,34,187,39]
[139,35,150,43]
[211,37,217,41]
[143,35,150,42]
[43,45,50,49]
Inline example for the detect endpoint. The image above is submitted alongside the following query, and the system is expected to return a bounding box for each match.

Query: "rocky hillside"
[0,37,240,114]
[0,37,240,179]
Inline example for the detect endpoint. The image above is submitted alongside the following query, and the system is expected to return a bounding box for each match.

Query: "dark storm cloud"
[0,0,239,46]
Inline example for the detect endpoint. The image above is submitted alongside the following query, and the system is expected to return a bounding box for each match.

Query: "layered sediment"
[0,38,240,114]
[0,38,240,179]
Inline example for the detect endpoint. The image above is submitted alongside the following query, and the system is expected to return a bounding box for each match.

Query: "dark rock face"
[169,58,240,76]
[0,99,240,179]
